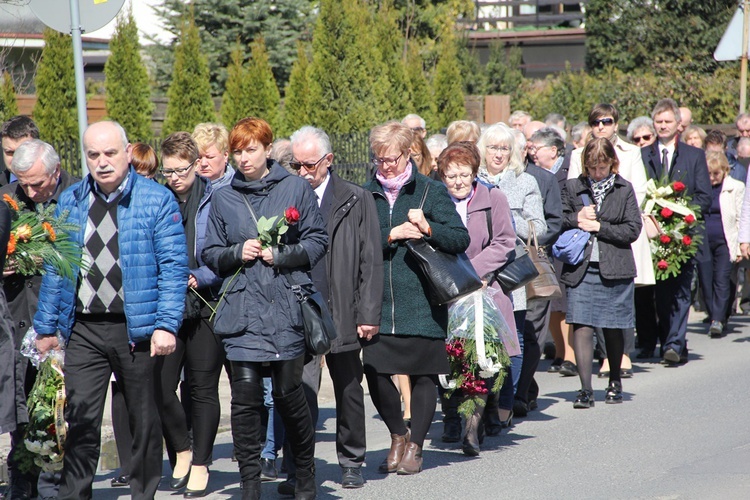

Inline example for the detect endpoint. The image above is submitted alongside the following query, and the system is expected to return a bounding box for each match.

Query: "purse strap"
[526,220,540,249]
[418,182,430,209]
[239,195,304,289]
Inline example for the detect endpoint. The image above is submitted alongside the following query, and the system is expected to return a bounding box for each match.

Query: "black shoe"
[241,479,261,500]
[662,348,680,365]
[559,361,578,377]
[341,467,364,489]
[441,420,461,442]
[573,389,594,409]
[543,341,556,359]
[513,399,529,418]
[709,321,724,338]
[278,478,296,497]
[501,410,513,429]
[620,369,633,378]
[110,475,130,487]
[636,348,655,359]
[605,381,623,404]
[170,471,191,491]
[528,399,538,411]
[547,358,563,373]
[260,458,277,481]
[295,467,316,500]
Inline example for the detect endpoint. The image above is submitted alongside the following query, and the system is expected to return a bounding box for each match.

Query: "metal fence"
[52,132,376,186]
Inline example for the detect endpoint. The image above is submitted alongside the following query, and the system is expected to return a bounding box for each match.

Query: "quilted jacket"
[33,167,188,345]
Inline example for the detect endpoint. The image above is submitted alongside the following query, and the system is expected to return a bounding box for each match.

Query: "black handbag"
[492,238,539,294]
[405,184,483,306]
[240,196,337,355]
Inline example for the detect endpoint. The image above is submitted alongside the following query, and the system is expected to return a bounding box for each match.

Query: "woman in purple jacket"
[438,142,518,456]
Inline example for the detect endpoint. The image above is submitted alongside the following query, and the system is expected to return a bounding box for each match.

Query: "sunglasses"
[633,134,653,143]
[290,153,328,172]
[591,118,615,126]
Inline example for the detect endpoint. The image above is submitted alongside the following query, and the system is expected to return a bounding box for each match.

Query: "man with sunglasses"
[567,103,653,376]
[284,126,383,490]
[640,99,711,365]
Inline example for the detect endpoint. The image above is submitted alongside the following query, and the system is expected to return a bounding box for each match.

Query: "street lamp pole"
[741,0,750,113]
[69,0,88,178]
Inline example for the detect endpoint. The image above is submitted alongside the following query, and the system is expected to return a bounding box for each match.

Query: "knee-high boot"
[230,373,265,482]
[275,385,316,499]
[462,395,487,456]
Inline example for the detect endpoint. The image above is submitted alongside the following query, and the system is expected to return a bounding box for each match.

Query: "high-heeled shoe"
[605,381,623,404]
[573,389,594,409]
[170,471,190,491]
[184,466,209,498]
[500,410,513,429]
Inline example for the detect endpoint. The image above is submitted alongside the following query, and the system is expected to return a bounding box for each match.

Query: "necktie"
[661,148,670,176]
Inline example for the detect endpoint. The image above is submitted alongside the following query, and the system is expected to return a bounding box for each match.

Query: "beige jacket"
[569,137,655,285]
[719,176,745,262]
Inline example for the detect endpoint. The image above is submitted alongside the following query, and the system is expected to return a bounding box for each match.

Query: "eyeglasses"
[632,134,653,143]
[162,159,197,178]
[443,172,474,182]
[591,118,615,126]
[486,145,511,155]
[528,144,551,153]
[372,152,404,167]
[290,153,329,172]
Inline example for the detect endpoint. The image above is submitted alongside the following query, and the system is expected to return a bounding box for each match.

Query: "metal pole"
[741,0,750,113]
[69,0,88,177]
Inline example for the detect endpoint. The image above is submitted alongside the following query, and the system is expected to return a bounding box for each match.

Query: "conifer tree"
[105,7,153,141]
[0,72,18,122]
[307,0,389,134]
[33,28,78,143]
[485,43,524,96]
[432,38,466,129]
[244,35,281,131]
[375,0,411,121]
[221,43,252,129]
[280,43,311,137]
[163,13,215,136]
[406,44,436,132]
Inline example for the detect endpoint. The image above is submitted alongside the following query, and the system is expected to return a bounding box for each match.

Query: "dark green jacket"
[364,167,470,339]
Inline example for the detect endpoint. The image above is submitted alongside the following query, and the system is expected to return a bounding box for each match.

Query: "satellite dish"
[29,0,126,34]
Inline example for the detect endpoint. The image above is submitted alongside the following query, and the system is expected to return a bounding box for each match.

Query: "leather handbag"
[240,196,337,355]
[552,228,590,265]
[525,222,562,300]
[405,183,483,306]
[492,238,539,294]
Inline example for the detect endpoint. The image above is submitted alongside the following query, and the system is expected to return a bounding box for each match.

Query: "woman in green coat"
[363,121,470,475]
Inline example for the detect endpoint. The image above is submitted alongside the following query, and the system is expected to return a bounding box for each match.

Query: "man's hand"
[741,243,750,260]
[36,335,60,356]
[357,324,379,341]
[150,329,176,357]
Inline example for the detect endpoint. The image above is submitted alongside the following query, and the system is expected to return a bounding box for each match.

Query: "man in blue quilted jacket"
[33,121,189,500]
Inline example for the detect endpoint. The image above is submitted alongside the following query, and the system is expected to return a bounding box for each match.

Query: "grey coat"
[202,162,328,362]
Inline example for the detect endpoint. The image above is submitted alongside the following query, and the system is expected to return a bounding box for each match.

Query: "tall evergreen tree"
[243,36,281,131]
[104,7,153,141]
[485,43,524,96]
[405,44,436,132]
[307,0,389,134]
[0,72,18,122]
[375,0,411,121]
[220,43,252,130]
[280,43,311,137]
[432,37,466,129]
[33,28,77,144]
[163,13,215,136]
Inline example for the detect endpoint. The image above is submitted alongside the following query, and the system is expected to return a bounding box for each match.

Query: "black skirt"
[363,334,449,375]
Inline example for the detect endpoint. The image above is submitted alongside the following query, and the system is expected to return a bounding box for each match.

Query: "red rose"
[660,207,674,218]
[660,235,671,244]
[685,214,696,224]
[284,206,300,224]
[672,181,686,192]
[682,235,692,245]
[657,260,669,270]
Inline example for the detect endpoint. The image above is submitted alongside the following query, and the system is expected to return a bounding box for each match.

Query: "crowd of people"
[0,98,749,499]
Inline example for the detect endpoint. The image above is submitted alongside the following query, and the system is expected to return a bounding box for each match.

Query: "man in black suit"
[639,98,711,365]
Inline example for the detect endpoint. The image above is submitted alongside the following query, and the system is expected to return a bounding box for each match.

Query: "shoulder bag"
[482,207,540,294]
[551,193,594,265]
[240,196,337,355]
[404,183,483,306]
[525,221,562,300]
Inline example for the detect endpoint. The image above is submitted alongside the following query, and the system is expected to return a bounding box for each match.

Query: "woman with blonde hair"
[446,120,481,144]
[192,123,234,189]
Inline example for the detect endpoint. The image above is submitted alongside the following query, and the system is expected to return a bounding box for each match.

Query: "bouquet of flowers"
[12,329,67,474]
[443,288,512,418]
[642,179,702,280]
[3,194,84,280]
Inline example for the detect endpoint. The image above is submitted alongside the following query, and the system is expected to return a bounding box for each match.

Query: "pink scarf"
[376,163,413,208]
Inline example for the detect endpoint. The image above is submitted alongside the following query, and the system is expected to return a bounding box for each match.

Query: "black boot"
[241,479,261,500]
[462,395,486,456]
[440,389,462,443]
[483,387,502,436]
[294,466,316,500]
[230,363,266,483]
[274,386,315,494]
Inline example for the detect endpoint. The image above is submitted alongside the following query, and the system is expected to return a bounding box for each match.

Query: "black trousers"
[155,316,225,466]
[59,318,162,500]
[697,238,734,322]
[516,298,549,405]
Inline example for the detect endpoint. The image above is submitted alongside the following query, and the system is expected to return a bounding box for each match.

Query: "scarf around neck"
[587,173,616,209]
[376,162,413,208]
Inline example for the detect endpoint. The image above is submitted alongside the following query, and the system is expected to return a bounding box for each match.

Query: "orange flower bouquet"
[3,194,83,280]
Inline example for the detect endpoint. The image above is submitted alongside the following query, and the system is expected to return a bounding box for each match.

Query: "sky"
[87,0,168,44]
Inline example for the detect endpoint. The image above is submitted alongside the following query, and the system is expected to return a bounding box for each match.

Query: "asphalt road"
[13,309,750,499]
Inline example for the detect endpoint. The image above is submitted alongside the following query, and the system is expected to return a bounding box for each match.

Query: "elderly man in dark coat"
[283,126,383,490]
